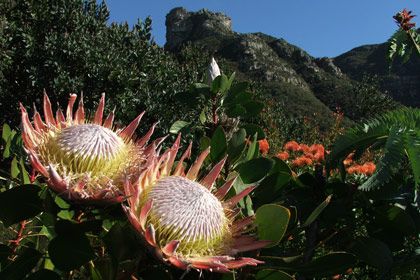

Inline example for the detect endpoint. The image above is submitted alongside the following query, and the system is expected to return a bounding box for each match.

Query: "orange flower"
[343,152,354,166]
[258,139,269,155]
[313,151,325,163]
[361,162,376,176]
[291,156,313,168]
[276,152,289,161]
[309,144,324,155]
[297,144,309,153]
[284,141,299,152]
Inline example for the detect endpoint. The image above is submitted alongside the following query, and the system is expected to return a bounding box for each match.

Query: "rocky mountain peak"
[165,7,232,51]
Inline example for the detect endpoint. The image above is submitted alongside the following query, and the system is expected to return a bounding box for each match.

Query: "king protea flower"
[20,91,158,204]
[123,135,272,272]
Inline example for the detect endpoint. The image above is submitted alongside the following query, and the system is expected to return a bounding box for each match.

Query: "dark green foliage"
[0,0,208,136]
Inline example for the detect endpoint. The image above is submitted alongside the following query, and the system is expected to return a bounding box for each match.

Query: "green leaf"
[139,268,172,280]
[11,157,19,178]
[49,233,95,271]
[27,269,61,280]
[301,195,332,228]
[169,120,192,135]
[227,129,247,164]
[199,108,207,125]
[2,123,11,142]
[225,104,246,118]
[238,157,274,184]
[241,124,265,140]
[255,269,295,280]
[104,223,140,262]
[255,204,290,248]
[348,237,393,273]
[0,248,42,279]
[19,158,31,184]
[243,101,264,117]
[211,75,221,93]
[245,133,258,161]
[289,252,356,278]
[220,74,229,93]
[0,184,43,226]
[200,136,211,153]
[210,126,227,163]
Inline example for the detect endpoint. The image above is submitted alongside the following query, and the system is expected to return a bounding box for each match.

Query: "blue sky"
[102,0,419,58]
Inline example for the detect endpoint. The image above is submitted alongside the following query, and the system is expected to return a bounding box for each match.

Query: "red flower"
[394,9,417,31]
[258,139,269,155]
[285,141,299,152]
[276,152,289,161]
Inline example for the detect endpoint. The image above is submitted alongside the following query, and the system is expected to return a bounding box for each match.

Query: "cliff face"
[333,42,420,107]
[164,7,399,126]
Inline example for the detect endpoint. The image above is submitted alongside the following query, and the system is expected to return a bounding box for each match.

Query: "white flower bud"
[206,57,221,85]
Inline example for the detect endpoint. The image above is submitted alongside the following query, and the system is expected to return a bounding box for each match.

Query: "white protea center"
[145,176,230,257]
[55,124,125,160]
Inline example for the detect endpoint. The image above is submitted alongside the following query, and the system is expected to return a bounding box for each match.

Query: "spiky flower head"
[20,91,158,204]
[123,135,271,272]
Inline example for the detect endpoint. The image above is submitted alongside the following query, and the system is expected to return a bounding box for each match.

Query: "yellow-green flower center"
[40,124,131,192]
[145,176,230,258]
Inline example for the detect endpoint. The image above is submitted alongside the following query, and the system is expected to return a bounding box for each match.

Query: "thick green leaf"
[19,158,31,184]
[169,120,193,135]
[0,248,42,279]
[220,73,229,93]
[255,204,290,247]
[224,91,253,106]
[255,269,295,280]
[104,223,140,262]
[301,195,332,228]
[211,75,221,93]
[200,136,211,153]
[2,123,11,142]
[210,126,227,163]
[348,237,393,272]
[91,259,117,280]
[227,129,246,163]
[11,157,19,178]
[225,104,246,118]
[0,184,43,226]
[243,101,264,117]
[49,233,95,271]
[241,124,265,140]
[55,219,103,236]
[27,269,61,280]
[289,252,356,278]
[238,157,274,184]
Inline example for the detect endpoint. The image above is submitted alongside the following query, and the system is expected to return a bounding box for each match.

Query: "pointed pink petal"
[168,256,189,270]
[120,111,145,141]
[225,184,258,208]
[201,156,227,189]
[233,235,257,246]
[103,107,115,129]
[226,207,241,220]
[191,261,228,271]
[231,215,255,233]
[214,176,237,200]
[140,200,153,231]
[174,143,192,176]
[20,103,38,150]
[226,257,264,269]
[93,93,105,125]
[234,240,273,253]
[48,164,68,193]
[33,111,45,132]
[43,90,56,126]
[160,134,181,177]
[28,150,48,177]
[122,205,144,234]
[92,189,110,199]
[145,224,157,247]
[56,108,65,128]
[137,121,158,147]
[186,146,210,181]
[74,93,85,124]
[66,94,77,121]
[189,256,233,263]
[162,240,180,256]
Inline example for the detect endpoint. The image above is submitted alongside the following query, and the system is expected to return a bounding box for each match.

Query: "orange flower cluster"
[276,141,326,168]
[245,138,270,156]
[344,153,376,176]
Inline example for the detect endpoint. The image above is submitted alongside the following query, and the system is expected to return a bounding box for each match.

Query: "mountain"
[333,38,420,107]
[164,8,399,130]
